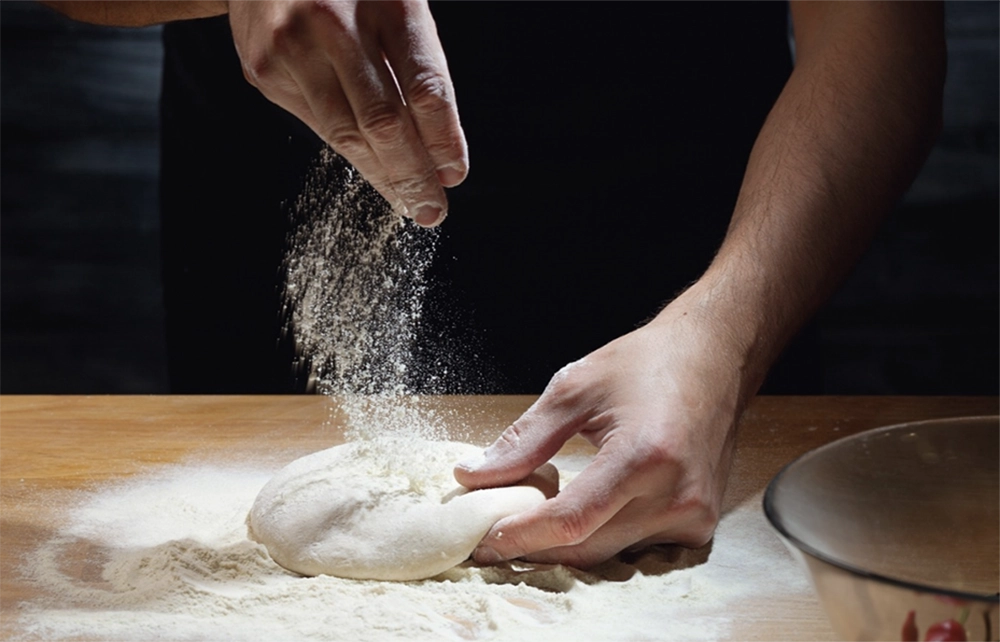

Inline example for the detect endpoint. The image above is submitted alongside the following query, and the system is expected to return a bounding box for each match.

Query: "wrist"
[648,276,782,405]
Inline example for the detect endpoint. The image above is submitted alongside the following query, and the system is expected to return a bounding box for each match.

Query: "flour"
[10,154,812,638]
[281,150,453,441]
[12,457,810,641]
[282,151,431,397]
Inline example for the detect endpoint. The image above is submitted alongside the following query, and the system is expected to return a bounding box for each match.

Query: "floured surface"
[11,455,812,642]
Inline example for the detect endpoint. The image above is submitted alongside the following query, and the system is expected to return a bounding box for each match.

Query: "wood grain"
[1,395,996,640]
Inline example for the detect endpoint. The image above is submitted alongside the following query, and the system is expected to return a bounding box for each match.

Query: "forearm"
[664,1,945,396]
[39,0,227,26]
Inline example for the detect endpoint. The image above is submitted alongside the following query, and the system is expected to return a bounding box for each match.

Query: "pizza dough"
[247,440,557,581]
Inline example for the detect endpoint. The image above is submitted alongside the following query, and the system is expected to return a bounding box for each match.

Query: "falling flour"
[280,150,448,441]
[12,459,810,641]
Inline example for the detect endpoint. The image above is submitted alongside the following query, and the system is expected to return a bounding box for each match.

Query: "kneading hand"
[454,288,751,568]
[228,0,467,226]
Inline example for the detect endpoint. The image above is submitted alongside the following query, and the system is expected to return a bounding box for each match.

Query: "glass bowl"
[764,416,999,641]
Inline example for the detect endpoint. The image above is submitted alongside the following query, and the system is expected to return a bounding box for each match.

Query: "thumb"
[454,397,580,490]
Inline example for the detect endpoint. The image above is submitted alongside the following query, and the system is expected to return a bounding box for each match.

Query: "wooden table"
[1,395,996,640]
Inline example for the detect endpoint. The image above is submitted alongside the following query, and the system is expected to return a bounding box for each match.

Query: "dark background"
[2,1,997,395]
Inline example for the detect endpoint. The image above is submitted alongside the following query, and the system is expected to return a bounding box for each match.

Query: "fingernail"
[436,164,467,188]
[473,545,505,565]
[414,204,443,227]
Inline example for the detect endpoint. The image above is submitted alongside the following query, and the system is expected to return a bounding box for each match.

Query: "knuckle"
[636,438,680,473]
[498,423,523,450]
[386,169,440,204]
[269,25,296,59]
[488,422,527,460]
[323,126,370,158]
[669,494,720,547]
[243,53,275,85]
[271,2,351,58]
[405,72,453,115]
[357,104,408,146]
[424,137,466,166]
[240,63,258,87]
[243,16,299,83]
[302,0,350,34]
[550,505,591,546]
[270,5,312,56]
[542,360,585,399]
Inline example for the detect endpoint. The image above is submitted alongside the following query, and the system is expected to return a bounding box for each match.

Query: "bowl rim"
[763,414,1000,604]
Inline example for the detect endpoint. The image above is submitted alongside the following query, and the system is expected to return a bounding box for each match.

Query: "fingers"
[473,485,717,570]
[278,49,406,212]
[518,462,561,499]
[231,1,461,227]
[469,434,721,568]
[316,6,450,225]
[454,402,582,490]
[471,449,634,565]
[516,507,653,569]
[455,361,596,489]
[520,500,716,568]
[376,1,468,188]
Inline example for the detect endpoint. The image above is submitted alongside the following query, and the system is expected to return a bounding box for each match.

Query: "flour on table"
[12,456,811,642]
[248,439,554,581]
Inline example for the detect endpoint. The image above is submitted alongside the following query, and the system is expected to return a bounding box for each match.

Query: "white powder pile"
[12,457,811,641]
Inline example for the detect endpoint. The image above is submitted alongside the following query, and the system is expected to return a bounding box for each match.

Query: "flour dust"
[11,460,812,642]
[281,150,457,441]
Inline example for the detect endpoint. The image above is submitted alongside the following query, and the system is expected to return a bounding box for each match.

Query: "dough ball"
[247,440,557,581]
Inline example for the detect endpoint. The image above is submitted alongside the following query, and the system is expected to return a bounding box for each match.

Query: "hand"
[454,289,752,568]
[228,0,467,226]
